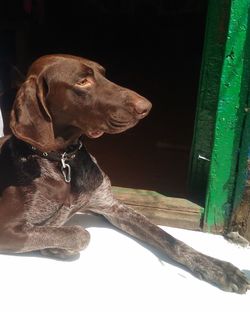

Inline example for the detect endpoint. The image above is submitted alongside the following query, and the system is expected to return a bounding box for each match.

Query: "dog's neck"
[6,135,103,191]
[11,135,84,183]
[52,124,84,151]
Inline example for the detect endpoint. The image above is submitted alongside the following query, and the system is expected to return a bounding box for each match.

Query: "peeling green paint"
[189,0,231,204]
[204,0,250,230]
[232,9,250,212]
[233,99,250,210]
[189,0,250,231]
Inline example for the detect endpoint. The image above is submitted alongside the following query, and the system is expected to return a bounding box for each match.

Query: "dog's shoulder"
[0,135,11,151]
[0,136,41,195]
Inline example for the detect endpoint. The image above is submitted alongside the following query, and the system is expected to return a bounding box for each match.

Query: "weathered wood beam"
[112,186,203,231]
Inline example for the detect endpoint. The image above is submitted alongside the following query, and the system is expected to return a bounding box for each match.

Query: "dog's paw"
[192,256,250,294]
[40,248,80,260]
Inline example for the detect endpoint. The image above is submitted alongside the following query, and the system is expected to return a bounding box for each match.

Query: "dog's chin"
[85,130,104,138]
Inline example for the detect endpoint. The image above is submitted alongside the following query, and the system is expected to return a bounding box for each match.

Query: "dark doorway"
[0,0,207,197]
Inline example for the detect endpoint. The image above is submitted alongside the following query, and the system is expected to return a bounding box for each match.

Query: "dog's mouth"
[108,118,129,128]
[85,118,138,139]
[105,118,138,135]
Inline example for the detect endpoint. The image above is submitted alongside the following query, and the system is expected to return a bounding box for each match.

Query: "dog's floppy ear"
[10,75,56,152]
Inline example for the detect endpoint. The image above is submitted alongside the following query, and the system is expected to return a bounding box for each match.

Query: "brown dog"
[0,54,249,293]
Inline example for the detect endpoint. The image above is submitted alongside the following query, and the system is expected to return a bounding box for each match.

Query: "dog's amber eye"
[76,78,92,87]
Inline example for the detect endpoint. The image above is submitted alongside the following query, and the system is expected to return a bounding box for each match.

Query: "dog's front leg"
[87,179,250,293]
[0,223,90,259]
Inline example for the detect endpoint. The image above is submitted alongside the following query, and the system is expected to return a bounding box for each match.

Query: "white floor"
[0,117,250,312]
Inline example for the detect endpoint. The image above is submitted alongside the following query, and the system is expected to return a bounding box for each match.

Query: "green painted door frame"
[189,0,250,232]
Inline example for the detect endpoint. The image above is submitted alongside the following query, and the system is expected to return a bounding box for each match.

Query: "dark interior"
[0,0,207,198]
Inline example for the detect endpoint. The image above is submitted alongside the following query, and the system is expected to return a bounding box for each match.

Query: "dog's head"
[10,54,152,151]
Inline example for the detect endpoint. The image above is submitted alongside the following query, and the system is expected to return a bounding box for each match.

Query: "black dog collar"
[30,138,83,183]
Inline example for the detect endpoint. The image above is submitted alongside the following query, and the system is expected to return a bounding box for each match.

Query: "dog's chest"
[24,150,104,225]
[24,182,92,225]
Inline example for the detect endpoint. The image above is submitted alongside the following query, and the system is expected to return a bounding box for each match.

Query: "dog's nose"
[134,98,152,118]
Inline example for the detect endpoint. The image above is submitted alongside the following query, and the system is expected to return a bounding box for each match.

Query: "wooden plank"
[112,186,203,231]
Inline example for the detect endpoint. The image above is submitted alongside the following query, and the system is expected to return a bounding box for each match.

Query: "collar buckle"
[30,137,84,183]
[61,152,71,183]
